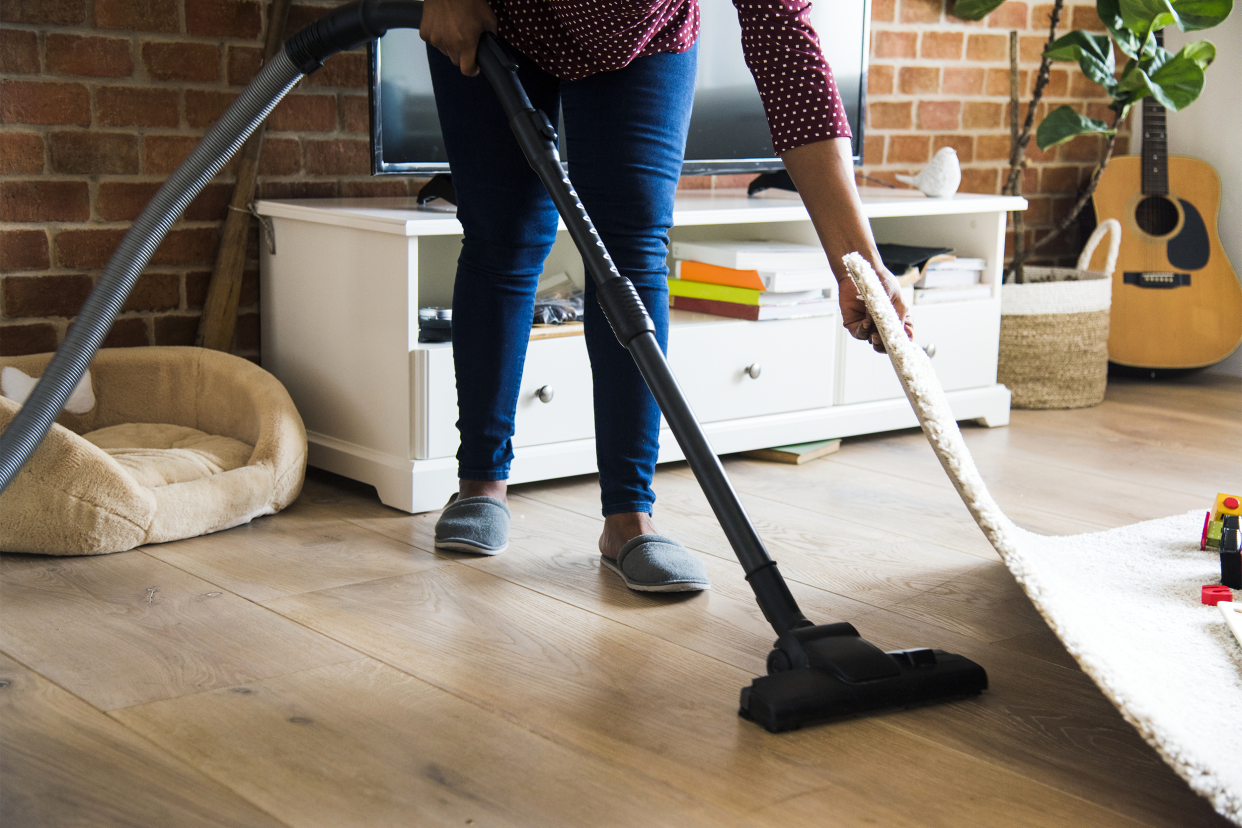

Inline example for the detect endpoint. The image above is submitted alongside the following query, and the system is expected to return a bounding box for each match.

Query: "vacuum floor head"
[738,623,988,732]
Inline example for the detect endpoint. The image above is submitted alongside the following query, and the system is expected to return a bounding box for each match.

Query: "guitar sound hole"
[1135,195,1179,237]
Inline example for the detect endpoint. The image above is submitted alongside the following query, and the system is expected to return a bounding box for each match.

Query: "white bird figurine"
[895,147,961,198]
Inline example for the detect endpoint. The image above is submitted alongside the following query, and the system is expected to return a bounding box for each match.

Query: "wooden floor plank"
[0,652,290,828]
[114,658,747,828]
[0,551,358,710]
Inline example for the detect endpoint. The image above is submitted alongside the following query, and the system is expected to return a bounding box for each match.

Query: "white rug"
[844,254,1242,825]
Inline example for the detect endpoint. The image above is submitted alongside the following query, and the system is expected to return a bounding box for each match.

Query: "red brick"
[1,181,90,223]
[1070,71,1109,98]
[184,183,233,222]
[874,31,917,60]
[3,274,93,318]
[934,134,974,163]
[238,268,258,307]
[1086,102,1115,123]
[918,101,961,130]
[49,132,140,175]
[101,317,150,348]
[0,0,85,25]
[1041,165,1085,193]
[143,42,220,83]
[185,0,262,38]
[0,80,90,126]
[1023,196,1052,224]
[986,1,1028,28]
[268,94,337,132]
[234,312,259,350]
[152,228,219,267]
[888,135,930,164]
[943,67,985,95]
[153,314,201,346]
[900,0,944,24]
[920,31,963,60]
[286,4,333,32]
[0,29,39,74]
[963,101,1003,129]
[96,0,176,32]
[46,34,133,78]
[304,139,369,176]
[1043,69,1068,98]
[1022,166,1038,194]
[96,86,179,128]
[185,90,239,129]
[258,137,302,175]
[226,46,263,86]
[185,270,212,309]
[98,182,227,224]
[1030,2,1057,28]
[340,180,410,198]
[122,273,180,312]
[868,64,894,96]
[868,101,913,129]
[258,180,337,200]
[0,230,50,272]
[55,229,127,268]
[0,323,59,356]
[871,0,897,22]
[341,95,369,134]
[1019,35,1046,63]
[309,52,368,89]
[1060,132,1106,162]
[144,135,201,174]
[677,176,712,191]
[967,34,1008,62]
[0,132,44,174]
[976,133,1012,161]
[959,167,999,194]
[986,68,1026,97]
[1072,5,1105,31]
[862,134,885,166]
[863,171,906,188]
[899,66,940,95]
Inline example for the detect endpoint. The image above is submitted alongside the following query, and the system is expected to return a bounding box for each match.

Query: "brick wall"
[1,0,1123,359]
[1,0,414,358]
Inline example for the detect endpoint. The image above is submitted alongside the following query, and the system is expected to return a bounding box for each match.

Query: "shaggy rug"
[843,254,1242,825]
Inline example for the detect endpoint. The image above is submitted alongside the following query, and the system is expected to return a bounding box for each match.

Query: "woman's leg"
[428,45,561,492]
[560,45,697,529]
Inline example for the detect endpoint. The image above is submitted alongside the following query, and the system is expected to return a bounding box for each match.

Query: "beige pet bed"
[0,347,306,555]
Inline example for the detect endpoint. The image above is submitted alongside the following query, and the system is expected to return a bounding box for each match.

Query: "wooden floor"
[3,372,1239,827]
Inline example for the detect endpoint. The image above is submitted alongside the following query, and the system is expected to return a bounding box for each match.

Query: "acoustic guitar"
[1088,90,1242,369]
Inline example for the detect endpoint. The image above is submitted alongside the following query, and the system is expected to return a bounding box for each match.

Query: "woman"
[424,0,911,592]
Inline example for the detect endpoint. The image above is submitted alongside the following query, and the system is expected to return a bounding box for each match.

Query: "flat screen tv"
[369,0,871,176]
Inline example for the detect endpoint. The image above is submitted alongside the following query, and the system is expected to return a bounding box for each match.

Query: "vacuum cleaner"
[0,0,987,732]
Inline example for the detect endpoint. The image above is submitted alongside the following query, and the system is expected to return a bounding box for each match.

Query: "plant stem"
[1003,0,1064,198]
[1007,30,1025,283]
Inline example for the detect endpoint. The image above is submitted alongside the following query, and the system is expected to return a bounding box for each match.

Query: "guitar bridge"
[1123,272,1191,288]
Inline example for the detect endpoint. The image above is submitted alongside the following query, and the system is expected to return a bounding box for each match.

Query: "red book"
[670,295,835,321]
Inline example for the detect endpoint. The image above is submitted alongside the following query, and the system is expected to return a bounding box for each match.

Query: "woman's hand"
[838,262,913,353]
[419,0,498,76]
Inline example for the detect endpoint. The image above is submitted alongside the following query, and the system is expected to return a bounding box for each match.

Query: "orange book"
[676,260,767,290]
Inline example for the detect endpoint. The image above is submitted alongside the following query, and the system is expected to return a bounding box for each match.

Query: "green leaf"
[951,0,1008,19]
[1036,106,1117,150]
[1171,0,1233,30]
[1149,45,1209,108]
[1097,0,1144,57]
[1179,39,1217,68]
[1119,0,1182,32]
[1044,31,1118,91]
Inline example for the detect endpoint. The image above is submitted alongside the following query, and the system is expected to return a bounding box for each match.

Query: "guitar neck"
[1140,29,1169,196]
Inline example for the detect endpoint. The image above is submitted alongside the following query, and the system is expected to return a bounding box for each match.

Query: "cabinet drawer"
[412,336,596,460]
[668,314,836,423]
[836,299,1001,405]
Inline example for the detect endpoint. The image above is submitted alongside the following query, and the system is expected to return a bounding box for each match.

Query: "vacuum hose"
[0,0,422,495]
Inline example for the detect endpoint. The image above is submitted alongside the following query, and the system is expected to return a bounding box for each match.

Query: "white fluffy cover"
[844,252,1242,825]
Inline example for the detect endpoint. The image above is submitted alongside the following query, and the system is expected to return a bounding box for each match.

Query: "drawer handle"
[745,363,762,380]
[536,385,555,403]
[921,343,937,359]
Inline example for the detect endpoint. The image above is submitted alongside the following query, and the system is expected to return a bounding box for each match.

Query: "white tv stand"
[257,189,1024,513]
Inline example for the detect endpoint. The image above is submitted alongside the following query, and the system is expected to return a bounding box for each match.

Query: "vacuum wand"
[0,0,987,732]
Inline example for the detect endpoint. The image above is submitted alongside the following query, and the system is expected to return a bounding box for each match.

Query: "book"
[925,257,986,271]
[667,277,828,306]
[913,285,993,304]
[669,240,829,270]
[670,295,836,320]
[740,438,842,465]
[915,269,982,288]
[674,260,836,293]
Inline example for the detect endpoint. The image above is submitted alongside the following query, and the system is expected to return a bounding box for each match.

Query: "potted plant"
[952,0,1230,407]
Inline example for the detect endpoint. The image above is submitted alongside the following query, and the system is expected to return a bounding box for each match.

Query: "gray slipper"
[601,534,710,593]
[434,494,510,555]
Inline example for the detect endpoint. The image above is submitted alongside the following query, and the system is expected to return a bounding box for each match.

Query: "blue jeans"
[428,43,697,516]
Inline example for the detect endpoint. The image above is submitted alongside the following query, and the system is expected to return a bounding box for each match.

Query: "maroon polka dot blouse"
[491,0,852,154]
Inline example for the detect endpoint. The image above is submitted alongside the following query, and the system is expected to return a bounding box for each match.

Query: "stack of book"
[912,256,991,304]
[667,240,837,321]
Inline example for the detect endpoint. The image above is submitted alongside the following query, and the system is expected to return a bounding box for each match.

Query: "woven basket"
[998,220,1121,409]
